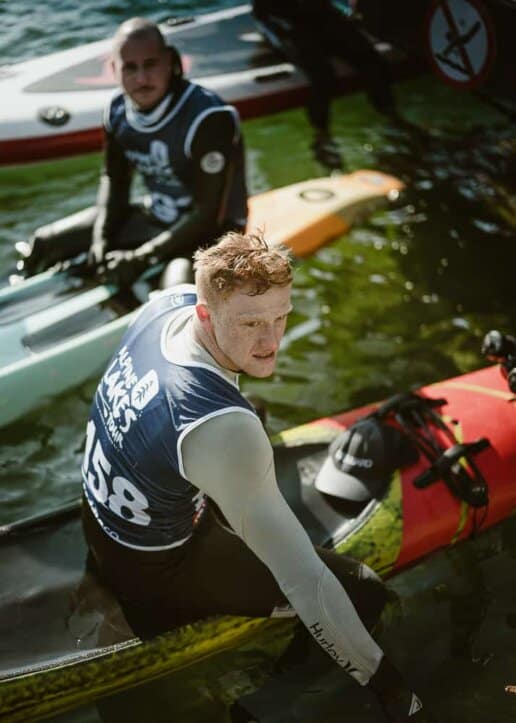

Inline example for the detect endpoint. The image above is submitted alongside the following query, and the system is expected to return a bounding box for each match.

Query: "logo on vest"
[131,370,159,410]
[100,346,159,447]
[200,150,226,174]
[149,192,179,224]
[126,139,176,184]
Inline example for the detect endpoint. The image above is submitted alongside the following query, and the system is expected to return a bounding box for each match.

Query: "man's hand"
[101,249,149,287]
[368,658,438,722]
[87,240,107,268]
[18,236,45,277]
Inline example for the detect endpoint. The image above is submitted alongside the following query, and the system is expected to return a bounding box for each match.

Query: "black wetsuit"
[252,0,395,133]
[25,79,247,274]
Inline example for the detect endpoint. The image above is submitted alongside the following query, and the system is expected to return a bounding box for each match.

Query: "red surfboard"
[278,363,516,576]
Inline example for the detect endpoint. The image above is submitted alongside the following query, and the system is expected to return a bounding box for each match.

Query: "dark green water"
[1,2,516,721]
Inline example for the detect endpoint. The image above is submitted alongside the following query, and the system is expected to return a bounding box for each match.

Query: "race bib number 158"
[82,420,151,527]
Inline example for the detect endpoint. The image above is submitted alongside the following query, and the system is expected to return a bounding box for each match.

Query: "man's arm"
[90,130,133,263]
[182,411,383,685]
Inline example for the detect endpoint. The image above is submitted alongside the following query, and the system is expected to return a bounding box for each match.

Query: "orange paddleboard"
[247,170,403,256]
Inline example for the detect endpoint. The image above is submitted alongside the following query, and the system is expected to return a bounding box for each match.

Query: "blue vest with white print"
[105,80,247,226]
[82,287,256,550]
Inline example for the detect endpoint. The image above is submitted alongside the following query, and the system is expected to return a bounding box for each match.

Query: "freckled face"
[201,284,292,378]
[112,34,172,110]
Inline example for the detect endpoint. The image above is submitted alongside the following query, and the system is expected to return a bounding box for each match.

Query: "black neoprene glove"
[87,239,107,269]
[21,232,48,276]
[368,657,439,722]
[101,248,151,287]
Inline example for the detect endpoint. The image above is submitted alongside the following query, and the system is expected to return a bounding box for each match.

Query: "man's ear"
[195,303,211,325]
[168,45,183,79]
[110,57,118,82]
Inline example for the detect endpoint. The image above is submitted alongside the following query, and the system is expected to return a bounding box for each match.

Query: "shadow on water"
[377,121,516,315]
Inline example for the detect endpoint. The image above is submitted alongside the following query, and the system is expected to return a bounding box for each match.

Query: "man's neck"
[126,87,176,127]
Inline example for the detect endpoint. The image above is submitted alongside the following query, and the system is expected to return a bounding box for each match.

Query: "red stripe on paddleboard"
[0,88,306,166]
[0,128,104,165]
[0,49,418,166]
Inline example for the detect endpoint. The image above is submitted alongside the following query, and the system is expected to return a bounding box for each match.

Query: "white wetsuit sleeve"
[182,411,383,685]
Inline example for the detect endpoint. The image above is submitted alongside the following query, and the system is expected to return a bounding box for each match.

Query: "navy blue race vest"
[105,81,247,226]
[82,288,255,550]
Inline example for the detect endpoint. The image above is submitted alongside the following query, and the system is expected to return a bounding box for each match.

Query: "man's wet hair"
[112,17,168,56]
[111,17,183,79]
[194,230,293,303]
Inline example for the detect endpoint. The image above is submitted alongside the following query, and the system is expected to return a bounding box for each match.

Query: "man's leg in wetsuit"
[287,25,344,171]
[324,10,397,117]
[83,500,386,638]
[164,508,388,720]
[22,206,167,276]
[253,13,342,171]
[177,510,433,722]
[167,506,387,626]
[22,206,98,275]
[289,11,399,169]
[228,545,389,722]
[83,501,435,722]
